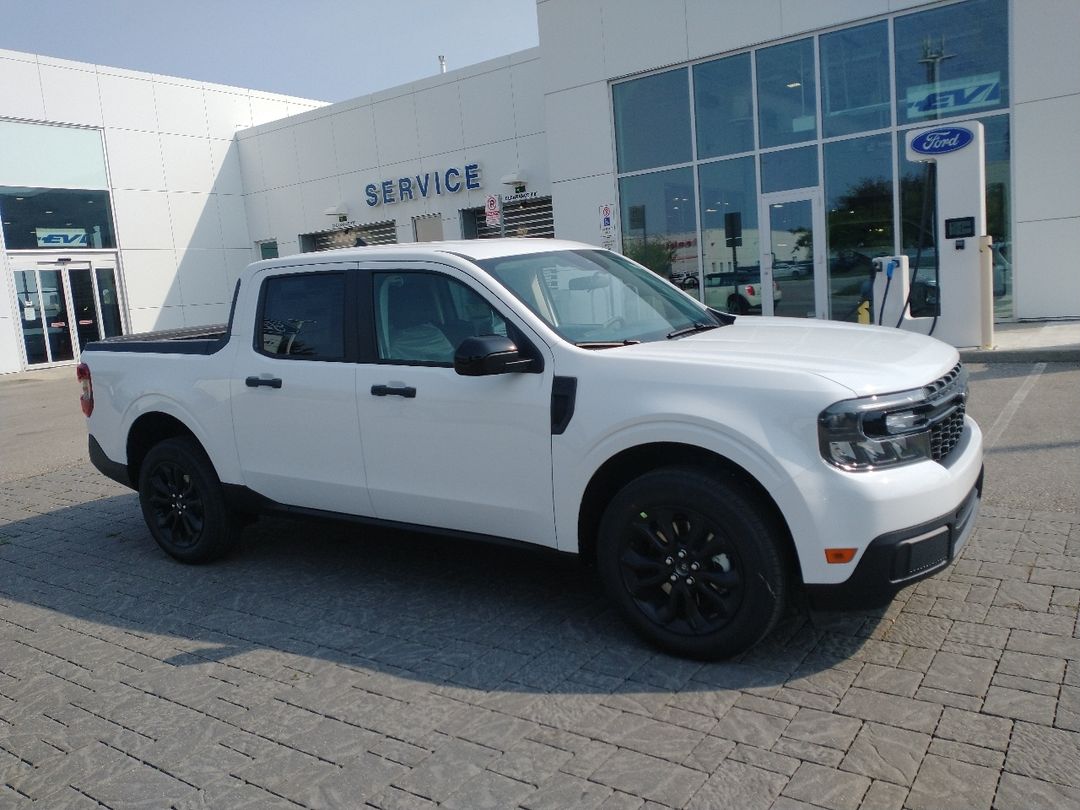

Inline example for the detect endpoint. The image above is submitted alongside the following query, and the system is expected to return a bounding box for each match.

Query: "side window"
[374,272,508,365]
[259,272,345,360]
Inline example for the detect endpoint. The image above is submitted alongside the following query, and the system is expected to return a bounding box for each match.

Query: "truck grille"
[926,364,968,462]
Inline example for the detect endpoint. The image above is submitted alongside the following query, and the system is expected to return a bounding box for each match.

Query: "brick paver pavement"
[2,463,1079,808]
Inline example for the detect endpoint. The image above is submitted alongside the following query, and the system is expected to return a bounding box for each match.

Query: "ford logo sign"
[911,127,974,155]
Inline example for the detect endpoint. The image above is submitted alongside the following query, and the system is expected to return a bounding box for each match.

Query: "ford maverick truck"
[79,239,983,659]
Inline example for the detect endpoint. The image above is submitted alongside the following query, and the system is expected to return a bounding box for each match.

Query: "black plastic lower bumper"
[806,467,984,610]
[88,435,134,490]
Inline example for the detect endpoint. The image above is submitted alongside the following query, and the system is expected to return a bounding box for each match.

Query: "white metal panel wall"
[1010,0,1080,318]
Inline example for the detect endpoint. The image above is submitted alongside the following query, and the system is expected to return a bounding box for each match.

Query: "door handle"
[245,376,283,389]
[371,384,416,398]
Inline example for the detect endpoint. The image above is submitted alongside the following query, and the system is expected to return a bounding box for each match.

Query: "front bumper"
[806,466,983,609]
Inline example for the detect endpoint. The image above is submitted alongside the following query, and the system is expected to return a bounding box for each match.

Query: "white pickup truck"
[80,239,983,659]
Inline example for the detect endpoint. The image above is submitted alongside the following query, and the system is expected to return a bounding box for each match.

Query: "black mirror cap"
[454,334,531,376]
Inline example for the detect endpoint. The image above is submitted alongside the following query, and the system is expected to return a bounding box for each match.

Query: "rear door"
[353,261,558,547]
[230,262,373,516]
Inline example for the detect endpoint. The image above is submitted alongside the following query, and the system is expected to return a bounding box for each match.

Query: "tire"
[727,295,750,315]
[138,437,240,564]
[597,466,788,660]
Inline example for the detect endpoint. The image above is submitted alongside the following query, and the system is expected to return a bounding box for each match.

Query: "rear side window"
[258,272,345,360]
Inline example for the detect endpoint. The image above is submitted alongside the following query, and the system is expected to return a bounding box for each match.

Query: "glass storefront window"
[757,38,818,148]
[618,168,698,285]
[824,134,894,322]
[699,157,759,278]
[613,69,692,173]
[0,121,107,189]
[820,22,891,137]
[694,54,754,159]
[761,146,818,193]
[895,0,1008,126]
[0,187,116,250]
[983,114,1011,319]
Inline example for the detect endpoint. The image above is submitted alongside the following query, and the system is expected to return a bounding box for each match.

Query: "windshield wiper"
[666,322,719,340]
[574,339,641,349]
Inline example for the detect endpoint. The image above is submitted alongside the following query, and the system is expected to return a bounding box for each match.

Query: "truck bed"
[82,324,229,355]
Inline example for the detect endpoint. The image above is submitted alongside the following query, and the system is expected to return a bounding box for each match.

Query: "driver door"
[353,263,558,547]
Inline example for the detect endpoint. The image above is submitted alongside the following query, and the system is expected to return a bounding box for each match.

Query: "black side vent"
[551,376,577,435]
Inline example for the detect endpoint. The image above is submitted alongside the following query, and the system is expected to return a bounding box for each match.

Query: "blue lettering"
[465,163,480,190]
[365,183,379,206]
[434,171,442,195]
[399,177,414,201]
[381,179,395,205]
[444,167,461,193]
[416,173,431,197]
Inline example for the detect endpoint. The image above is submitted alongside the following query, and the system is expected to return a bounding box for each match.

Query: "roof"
[250,238,600,271]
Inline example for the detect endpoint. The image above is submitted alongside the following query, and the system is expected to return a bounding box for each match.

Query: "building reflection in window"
[618,168,698,289]
[824,134,894,322]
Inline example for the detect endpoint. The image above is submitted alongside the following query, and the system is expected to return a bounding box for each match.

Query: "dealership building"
[1,0,1077,372]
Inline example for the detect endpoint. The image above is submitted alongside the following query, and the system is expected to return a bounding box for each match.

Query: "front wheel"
[597,467,789,660]
[138,437,240,563]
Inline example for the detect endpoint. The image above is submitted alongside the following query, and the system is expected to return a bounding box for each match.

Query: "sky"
[0,0,541,101]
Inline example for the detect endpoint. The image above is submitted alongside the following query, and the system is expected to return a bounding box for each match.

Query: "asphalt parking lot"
[1,362,1079,809]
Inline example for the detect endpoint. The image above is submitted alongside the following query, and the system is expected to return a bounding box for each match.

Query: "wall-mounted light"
[324,203,349,223]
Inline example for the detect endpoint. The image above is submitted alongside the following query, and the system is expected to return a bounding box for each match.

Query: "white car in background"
[703,268,782,314]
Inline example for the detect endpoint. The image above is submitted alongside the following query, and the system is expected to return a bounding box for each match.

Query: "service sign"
[910,127,974,156]
[36,227,88,247]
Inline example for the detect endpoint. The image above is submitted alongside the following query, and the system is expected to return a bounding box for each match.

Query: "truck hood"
[618,317,958,396]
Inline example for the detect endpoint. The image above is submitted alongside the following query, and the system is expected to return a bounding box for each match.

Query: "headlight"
[818,387,934,471]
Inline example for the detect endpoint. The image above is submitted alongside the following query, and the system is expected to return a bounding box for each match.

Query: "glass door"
[760,189,825,318]
[9,258,125,367]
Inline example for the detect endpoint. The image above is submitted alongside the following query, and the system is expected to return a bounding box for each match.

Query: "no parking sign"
[599,203,614,249]
[485,194,501,227]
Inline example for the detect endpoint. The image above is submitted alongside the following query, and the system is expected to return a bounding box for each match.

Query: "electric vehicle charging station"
[871,120,994,349]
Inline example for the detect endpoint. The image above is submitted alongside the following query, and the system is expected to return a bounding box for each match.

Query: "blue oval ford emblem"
[911,127,974,155]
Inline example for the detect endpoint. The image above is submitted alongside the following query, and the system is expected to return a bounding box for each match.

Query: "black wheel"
[138,437,240,563]
[727,295,750,315]
[597,467,788,660]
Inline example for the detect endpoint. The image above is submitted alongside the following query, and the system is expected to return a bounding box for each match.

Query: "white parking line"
[982,362,1046,449]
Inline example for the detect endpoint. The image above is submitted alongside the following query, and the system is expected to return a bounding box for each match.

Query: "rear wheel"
[597,466,788,659]
[138,437,240,563]
[727,295,750,315]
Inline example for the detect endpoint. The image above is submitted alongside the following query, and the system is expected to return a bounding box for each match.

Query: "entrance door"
[10,258,125,367]
[760,189,825,318]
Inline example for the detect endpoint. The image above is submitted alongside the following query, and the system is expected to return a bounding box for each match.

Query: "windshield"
[476,249,719,346]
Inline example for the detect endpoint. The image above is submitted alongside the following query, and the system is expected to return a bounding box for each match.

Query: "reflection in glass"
[760,146,818,193]
[768,201,815,318]
[699,157,759,282]
[260,273,345,359]
[13,270,48,365]
[824,134,894,322]
[96,268,124,338]
[618,168,698,287]
[694,54,754,159]
[613,69,692,173]
[69,268,100,350]
[39,270,73,362]
[0,187,116,250]
[757,38,817,148]
[983,115,1011,320]
[895,0,1008,125]
[820,22,891,137]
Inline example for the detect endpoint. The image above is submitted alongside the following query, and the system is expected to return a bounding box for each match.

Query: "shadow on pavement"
[0,486,891,696]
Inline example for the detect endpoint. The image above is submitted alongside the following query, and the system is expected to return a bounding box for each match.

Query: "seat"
[384,277,454,363]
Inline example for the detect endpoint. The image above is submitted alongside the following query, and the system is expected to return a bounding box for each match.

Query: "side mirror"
[454,335,534,376]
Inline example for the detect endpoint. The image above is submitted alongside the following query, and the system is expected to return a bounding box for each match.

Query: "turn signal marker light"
[825,548,857,564]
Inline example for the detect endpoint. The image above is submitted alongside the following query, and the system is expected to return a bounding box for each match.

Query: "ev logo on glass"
[911,127,974,156]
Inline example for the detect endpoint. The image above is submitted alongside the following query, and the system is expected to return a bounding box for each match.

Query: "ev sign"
[36,228,88,247]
